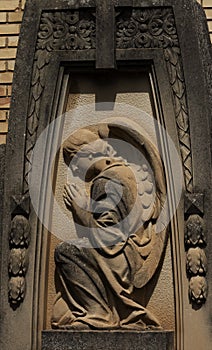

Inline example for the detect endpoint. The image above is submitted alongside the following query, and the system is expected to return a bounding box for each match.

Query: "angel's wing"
[133,225,167,289]
[99,118,168,289]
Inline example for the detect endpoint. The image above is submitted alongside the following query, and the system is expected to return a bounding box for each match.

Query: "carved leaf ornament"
[8,215,30,307]
[185,215,208,305]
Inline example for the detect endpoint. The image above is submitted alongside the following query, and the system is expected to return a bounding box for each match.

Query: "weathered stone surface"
[52,124,167,331]
[42,330,174,350]
[0,143,6,242]
[0,1,211,350]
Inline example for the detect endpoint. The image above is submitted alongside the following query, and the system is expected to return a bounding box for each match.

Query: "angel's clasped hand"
[63,183,89,211]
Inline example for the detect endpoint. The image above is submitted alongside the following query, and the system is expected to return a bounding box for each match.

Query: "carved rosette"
[116,8,193,193]
[8,215,30,308]
[23,10,96,194]
[185,214,208,305]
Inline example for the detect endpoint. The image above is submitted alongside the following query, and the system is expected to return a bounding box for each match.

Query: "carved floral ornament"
[116,8,178,49]
[37,10,96,51]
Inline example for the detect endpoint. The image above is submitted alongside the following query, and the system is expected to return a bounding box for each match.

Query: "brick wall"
[0,0,211,143]
[198,0,212,41]
[0,0,25,144]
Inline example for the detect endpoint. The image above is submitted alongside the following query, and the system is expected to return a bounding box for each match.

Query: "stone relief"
[188,276,208,305]
[21,5,202,315]
[8,248,28,276]
[23,7,193,197]
[116,8,193,193]
[185,214,208,305]
[116,8,178,49]
[185,214,206,247]
[52,123,168,330]
[37,11,96,51]
[2,1,210,349]
[8,277,26,307]
[186,247,207,276]
[23,9,96,194]
[8,215,30,308]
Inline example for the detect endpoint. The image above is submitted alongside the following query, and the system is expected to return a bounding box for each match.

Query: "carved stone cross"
[96,0,115,69]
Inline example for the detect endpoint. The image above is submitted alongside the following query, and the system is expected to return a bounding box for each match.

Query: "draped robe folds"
[52,162,161,330]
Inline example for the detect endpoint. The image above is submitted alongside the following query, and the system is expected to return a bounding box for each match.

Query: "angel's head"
[63,128,118,180]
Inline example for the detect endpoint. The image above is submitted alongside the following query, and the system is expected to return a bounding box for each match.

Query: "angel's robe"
[52,161,161,329]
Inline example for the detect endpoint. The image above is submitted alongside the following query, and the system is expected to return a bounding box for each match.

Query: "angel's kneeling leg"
[52,242,119,329]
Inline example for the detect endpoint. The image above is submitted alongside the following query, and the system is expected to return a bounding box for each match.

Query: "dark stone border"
[42,330,174,350]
